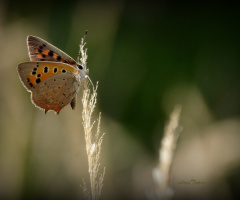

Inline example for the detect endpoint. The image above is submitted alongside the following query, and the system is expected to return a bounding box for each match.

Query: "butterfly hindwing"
[31,73,80,114]
[17,61,79,92]
[27,35,77,65]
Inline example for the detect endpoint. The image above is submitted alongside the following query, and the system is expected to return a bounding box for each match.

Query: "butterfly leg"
[70,96,77,110]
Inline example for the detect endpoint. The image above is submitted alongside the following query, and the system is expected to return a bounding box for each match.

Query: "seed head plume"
[79,31,105,200]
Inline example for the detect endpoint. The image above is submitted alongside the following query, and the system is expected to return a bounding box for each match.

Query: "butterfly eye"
[77,64,83,70]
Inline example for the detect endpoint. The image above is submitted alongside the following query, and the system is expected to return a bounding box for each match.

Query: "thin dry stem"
[79,32,88,67]
[81,179,91,200]
[82,85,105,200]
[149,105,182,200]
[79,32,105,200]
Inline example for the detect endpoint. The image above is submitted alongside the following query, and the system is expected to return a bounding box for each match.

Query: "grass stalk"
[149,105,182,200]
[79,32,105,200]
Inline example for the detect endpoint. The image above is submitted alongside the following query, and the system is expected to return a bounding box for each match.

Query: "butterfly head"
[76,63,89,89]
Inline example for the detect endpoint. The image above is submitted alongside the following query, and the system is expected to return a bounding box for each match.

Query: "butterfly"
[17,35,89,114]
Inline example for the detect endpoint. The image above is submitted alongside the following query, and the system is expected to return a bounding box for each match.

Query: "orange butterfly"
[17,35,89,114]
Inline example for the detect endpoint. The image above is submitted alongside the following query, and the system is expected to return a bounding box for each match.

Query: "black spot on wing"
[44,67,48,73]
[48,50,54,57]
[57,56,61,61]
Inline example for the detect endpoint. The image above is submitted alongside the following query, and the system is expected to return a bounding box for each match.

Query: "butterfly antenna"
[77,49,80,64]
[84,30,88,40]
[77,30,88,63]
[86,75,94,90]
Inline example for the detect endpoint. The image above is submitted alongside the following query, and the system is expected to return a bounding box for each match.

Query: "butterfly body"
[18,36,88,114]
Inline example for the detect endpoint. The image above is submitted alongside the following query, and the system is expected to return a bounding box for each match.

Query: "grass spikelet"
[149,105,182,200]
[81,84,105,200]
[79,31,105,200]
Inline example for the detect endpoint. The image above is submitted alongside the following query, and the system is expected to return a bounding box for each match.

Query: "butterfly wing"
[31,73,80,114]
[17,61,79,91]
[17,61,80,113]
[27,35,77,65]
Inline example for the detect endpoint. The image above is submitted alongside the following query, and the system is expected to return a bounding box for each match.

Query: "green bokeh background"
[1,1,240,200]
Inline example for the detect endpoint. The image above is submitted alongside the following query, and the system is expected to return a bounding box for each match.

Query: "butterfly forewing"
[17,61,79,91]
[27,36,77,66]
